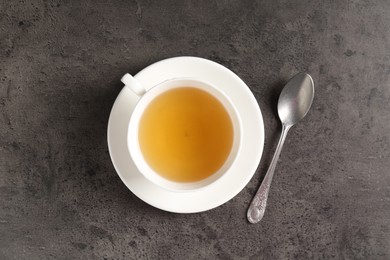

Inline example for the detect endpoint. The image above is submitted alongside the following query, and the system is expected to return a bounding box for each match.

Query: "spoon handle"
[247,124,291,223]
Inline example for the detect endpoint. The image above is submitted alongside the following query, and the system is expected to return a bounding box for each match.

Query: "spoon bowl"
[278,73,315,126]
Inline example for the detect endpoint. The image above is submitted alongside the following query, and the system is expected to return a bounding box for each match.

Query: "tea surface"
[139,87,233,182]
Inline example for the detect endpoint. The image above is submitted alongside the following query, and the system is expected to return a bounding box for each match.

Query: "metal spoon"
[247,72,315,224]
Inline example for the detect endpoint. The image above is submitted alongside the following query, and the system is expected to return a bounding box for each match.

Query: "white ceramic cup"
[122,73,242,192]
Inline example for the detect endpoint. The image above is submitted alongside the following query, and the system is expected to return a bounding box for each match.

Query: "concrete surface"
[1,0,390,259]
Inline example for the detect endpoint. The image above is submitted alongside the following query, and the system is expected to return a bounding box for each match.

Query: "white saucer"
[107,56,264,213]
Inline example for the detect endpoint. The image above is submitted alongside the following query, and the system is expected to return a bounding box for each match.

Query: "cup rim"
[127,77,242,192]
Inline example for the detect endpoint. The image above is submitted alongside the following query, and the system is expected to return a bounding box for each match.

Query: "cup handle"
[121,73,146,96]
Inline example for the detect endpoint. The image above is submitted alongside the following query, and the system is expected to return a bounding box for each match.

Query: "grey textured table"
[1,1,390,259]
